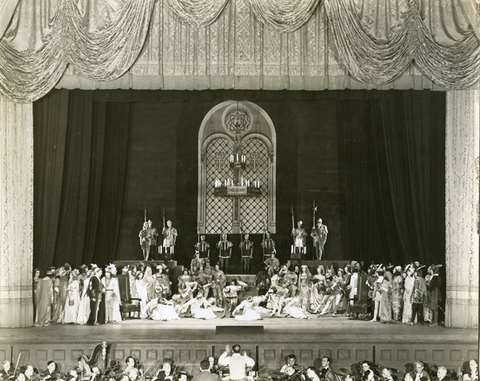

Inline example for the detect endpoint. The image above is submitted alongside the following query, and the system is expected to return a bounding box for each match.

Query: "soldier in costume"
[260,231,276,262]
[194,235,210,260]
[161,220,178,260]
[139,222,150,261]
[147,220,159,260]
[239,233,254,274]
[291,221,307,259]
[310,218,328,260]
[216,234,233,274]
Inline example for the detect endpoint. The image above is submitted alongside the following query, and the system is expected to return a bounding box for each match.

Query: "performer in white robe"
[147,298,180,321]
[179,291,217,319]
[102,265,122,323]
[284,297,310,319]
[63,271,80,324]
[76,272,91,325]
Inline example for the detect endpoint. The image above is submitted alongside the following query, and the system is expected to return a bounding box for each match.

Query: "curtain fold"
[337,91,445,264]
[0,0,155,102]
[245,0,319,33]
[1,0,480,102]
[0,0,19,39]
[33,89,69,269]
[165,0,229,27]
[33,90,131,268]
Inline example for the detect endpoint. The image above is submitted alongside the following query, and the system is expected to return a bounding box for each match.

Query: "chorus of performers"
[137,218,329,274]
[33,256,445,326]
[2,346,477,381]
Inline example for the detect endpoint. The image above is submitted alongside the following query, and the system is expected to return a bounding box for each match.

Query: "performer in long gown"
[143,266,156,301]
[402,264,415,324]
[148,298,180,321]
[310,266,326,312]
[426,264,442,326]
[102,265,122,323]
[76,270,91,325]
[135,272,149,319]
[179,291,217,319]
[51,275,63,323]
[34,271,54,327]
[33,268,41,321]
[297,265,311,311]
[378,271,393,323]
[391,266,404,322]
[63,271,80,324]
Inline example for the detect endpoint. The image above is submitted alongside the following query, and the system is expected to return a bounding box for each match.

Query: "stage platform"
[1,318,476,377]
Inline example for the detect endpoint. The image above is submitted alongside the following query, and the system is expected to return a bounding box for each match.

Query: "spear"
[262,220,267,256]
[290,207,295,244]
[312,201,317,228]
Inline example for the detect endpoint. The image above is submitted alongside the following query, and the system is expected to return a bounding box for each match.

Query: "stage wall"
[33,90,446,272]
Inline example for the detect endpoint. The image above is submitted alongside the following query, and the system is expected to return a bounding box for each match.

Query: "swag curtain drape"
[338,91,445,264]
[33,90,131,269]
[1,0,480,102]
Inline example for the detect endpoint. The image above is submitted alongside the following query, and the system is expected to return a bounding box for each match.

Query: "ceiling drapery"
[0,0,480,103]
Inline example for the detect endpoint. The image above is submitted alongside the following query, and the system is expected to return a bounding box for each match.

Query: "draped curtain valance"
[1,0,480,102]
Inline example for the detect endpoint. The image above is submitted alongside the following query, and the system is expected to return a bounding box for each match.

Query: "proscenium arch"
[197,100,277,234]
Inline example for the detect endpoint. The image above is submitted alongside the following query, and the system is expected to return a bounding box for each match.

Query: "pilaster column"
[0,96,34,327]
[445,90,479,328]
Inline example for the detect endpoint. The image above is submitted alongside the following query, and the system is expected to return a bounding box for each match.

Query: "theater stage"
[0,317,476,376]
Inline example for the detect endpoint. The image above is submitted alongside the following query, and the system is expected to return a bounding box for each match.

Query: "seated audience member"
[153,358,176,381]
[195,360,218,381]
[284,366,302,381]
[176,372,190,381]
[206,356,219,375]
[304,367,321,381]
[124,357,139,374]
[380,367,398,381]
[435,366,450,381]
[281,356,301,374]
[318,357,337,381]
[360,362,378,381]
[463,360,478,381]
[413,362,431,381]
[43,361,59,380]
[121,367,139,381]
[1,361,14,380]
[23,366,35,381]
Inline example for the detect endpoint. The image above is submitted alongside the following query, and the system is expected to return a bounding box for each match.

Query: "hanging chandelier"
[214,103,261,197]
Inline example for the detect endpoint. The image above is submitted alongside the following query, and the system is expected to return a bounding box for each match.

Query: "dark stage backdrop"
[33,90,445,271]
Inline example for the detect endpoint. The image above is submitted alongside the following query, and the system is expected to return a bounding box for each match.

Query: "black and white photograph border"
[0,1,478,381]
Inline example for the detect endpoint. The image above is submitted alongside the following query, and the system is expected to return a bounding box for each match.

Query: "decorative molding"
[445,90,480,329]
[0,96,34,327]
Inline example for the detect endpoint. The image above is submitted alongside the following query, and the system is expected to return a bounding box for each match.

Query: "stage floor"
[1,316,476,344]
[0,317,477,374]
